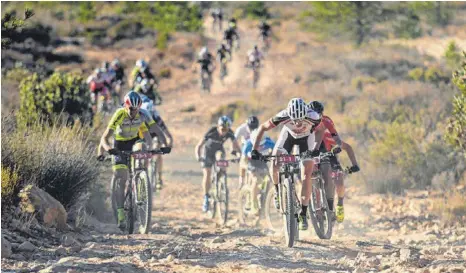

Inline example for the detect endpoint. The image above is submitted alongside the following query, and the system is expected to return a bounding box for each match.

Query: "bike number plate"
[278,155,296,163]
[216,160,229,167]
[132,153,152,160]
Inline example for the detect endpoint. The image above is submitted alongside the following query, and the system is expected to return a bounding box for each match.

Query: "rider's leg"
[239,156,247,188]
[332,158,345,222]
[321,162,335,211]
[202,167,212,196]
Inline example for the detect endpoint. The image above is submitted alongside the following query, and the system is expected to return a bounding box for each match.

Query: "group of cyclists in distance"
[94,15,360,233]
[197,15,272,91]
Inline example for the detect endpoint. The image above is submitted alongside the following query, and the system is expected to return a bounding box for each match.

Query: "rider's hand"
[197,157,204,162]
[349,165,360,174]
[251,149,262,160]
[97,155,105,161]
[332,146,342,155]
[309,149,320,158]
[160,147,171,154]
[108,148,120,156]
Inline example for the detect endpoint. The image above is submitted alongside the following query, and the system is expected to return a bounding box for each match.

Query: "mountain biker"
[197,47,215,87]
[99,91,169,229]
[216,43,231,71]
[246,45,264,68]
[251,98,325,231]
[243,129,275,214]
[308,101,360,223]
[235,116,259,189]
[223,25,240,54]
[110,59,125,84]
[195,116,241,213]
[140,93,173,190]
[211,8,223,31]
[87,68,112,113]
[258,21,272,49]
[228,18,237,30]
[130,59,158,88]
[134,78,162,105]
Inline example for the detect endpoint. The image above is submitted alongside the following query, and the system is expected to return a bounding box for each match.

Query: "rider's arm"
[322,116,342,146]
[149,123,167,146]
[341,141,359,167]
[142,130,153,149]
[195,138,206,160]
[100,128,114,152]
[252,121,273,150]
[313,125,326,151]
[232,138,241,154]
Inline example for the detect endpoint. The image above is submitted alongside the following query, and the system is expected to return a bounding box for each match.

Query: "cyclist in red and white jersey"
[252,98,325,230]
[309,101,360,223]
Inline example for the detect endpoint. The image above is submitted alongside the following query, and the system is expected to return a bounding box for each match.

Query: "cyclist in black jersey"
[195,116,241,212]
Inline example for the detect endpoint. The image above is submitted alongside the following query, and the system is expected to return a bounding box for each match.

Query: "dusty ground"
[2,15,466,273]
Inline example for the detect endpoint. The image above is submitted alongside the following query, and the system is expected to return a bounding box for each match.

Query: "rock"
[18,240,37,252]
[462,250,466,259]
[400,248,411,262]
[163,254,175,263]
[159,246,170,255]
[70,245,82,253]
[61,234,80,247]
[212,236,225,243]
[10,253,26,260]
[55,247,67,256]
[19,185,68,231]
[353,267,365,273]
[66,270,78,273]
[1,236,12,258]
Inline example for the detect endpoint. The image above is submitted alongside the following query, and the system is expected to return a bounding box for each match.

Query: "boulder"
[18,240,37,252]
[1,236,12,258]
[19,185,67,231]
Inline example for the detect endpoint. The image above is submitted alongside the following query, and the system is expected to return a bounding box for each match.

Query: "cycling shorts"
[273,129,316,161]
[319,142,341,171]
[202,147,225,168]
[112,138,140,171]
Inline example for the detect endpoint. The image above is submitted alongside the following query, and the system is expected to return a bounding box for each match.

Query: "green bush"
[77,2,95,23]
[425,66,448,84]
[393,9,422,39]
[243,2,271,19]
[1,165,21,210]
[1,8,34,49]
[408,67,425,81]
[446,52,466,152]
[444,41,462,70]
[1,115,100,210]
[107,19,143,41]
[159,68,171,79]
[5,67,31,83]
[18,71,92,126]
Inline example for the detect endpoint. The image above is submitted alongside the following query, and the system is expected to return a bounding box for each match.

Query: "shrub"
[5,67,31,83]
[77,2,96,23]
[18,71,92,126]
[424,66,448,84]
[351,76,378,91]
[444,41,462,70]
[408,67,424,81]
[159,68,171,79]
[1,8,34,49]
[1,115,100,210]
[107,19,143,41]
[446,52,466,152]
[1,165,21,210]
[243,2,271,19]
[392,9,422,39]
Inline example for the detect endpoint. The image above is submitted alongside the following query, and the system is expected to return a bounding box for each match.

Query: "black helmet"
[308,101,324,114]
[247,116,259,130]
[254,45,258,50]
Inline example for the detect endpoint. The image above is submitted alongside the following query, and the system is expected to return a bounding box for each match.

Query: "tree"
[1,9,34,49]
[300,2,383,46]
[446,52,466,153]
[410,1,452,27]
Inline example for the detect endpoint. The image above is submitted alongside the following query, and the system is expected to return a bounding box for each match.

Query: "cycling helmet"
[253,45,258,51]
[111,58,120,67]
[136,59,147,68]
[102,61,110,70]
[217,115,232,128]
[287,98,307,120]
[308,101,324,114]
[247,116,259,130]
[124,91,142,109]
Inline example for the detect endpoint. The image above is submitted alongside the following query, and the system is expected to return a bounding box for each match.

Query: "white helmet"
[287,98,307,120]
[136,59,147,68]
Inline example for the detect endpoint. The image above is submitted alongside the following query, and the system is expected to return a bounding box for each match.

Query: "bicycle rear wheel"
[135,170,152,234]
[282,178,297,247]
[216,173,229,225]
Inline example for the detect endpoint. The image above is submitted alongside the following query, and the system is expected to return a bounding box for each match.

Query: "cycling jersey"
[108,108,150,141]
[322,131,337,152]
[243,136,275,156]
[234,123,250,145]
[217,48,229,61]
[203,126,235,152]
[316,115,338,136]
[247,50,263,63]
[268,109,321,139]
[259,25,271,36]
[198,54,214,71]
[224,28,238,41]
[131,67,156,86]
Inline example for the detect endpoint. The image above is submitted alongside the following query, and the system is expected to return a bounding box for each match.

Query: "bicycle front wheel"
[216,173,229,225]
[135,170,152,234]
[282,178,297,247]
[309,180,333,239]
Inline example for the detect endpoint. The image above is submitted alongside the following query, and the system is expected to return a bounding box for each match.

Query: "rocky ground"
[2,148,466,273]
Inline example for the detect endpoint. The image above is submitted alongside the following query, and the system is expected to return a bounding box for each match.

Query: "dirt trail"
[3,16,466,273]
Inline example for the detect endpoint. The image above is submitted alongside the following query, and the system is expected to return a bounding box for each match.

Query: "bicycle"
[239,163,272,227]
[205,158,239,226]
[245,62,262,89]
[307,150,344,240]
[110,147,170,234]
[260,153,305,247]
[200,68,212,93]
[219,57,229,83]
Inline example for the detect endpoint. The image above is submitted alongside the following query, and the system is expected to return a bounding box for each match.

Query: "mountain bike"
[207,158,239,225]
[200,68,212,93]
[245,62,262,89]
[239,163,272,227]
[111,147,170,234]
[219,57,229,83]
[308,151,339,239]
[260,153,304,247]
[260,34,271,53]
